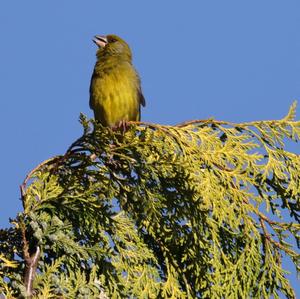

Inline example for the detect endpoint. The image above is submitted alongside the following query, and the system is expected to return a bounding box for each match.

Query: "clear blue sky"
[1,1,299,295]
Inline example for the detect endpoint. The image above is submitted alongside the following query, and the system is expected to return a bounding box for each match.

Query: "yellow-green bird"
[89,34,146,127]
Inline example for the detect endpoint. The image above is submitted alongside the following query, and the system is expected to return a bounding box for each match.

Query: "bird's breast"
[90,64,140,126]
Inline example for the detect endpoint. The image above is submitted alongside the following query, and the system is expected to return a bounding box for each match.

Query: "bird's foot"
[113,120,129,134]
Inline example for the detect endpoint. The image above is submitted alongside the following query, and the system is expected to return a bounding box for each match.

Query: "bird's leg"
[114,120,129,134]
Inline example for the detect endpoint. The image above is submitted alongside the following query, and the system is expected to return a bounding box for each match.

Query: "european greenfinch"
[89,34,146,127]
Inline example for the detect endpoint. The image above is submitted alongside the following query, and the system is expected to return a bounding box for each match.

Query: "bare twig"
[24,247,40,298]
[259,216,297,257]
[20,220,41,298]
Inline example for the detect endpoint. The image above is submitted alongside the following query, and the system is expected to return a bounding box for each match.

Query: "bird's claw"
[113,120,129,134]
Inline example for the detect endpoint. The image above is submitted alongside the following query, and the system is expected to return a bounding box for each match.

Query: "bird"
[89,34,146,128]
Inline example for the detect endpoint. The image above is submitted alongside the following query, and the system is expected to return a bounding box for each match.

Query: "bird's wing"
[89,72,96,109]
[139,90,146,107]
[137,75,146,107]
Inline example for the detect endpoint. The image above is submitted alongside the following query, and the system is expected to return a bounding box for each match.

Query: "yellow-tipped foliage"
[1,103,299,298]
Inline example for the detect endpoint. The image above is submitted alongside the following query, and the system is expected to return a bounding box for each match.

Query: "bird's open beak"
[93,35,108,48]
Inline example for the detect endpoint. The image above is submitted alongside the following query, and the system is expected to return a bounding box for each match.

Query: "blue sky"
[1,0,299,295]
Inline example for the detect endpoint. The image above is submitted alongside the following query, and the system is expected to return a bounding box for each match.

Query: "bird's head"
[93,34,132,61]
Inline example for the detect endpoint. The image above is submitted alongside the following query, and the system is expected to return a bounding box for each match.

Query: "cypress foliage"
[1,103,300,298]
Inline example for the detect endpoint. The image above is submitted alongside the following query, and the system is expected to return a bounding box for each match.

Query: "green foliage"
[1,103,300,298]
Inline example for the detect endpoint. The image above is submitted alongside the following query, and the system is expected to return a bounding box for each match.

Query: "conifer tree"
[1,103,299,298]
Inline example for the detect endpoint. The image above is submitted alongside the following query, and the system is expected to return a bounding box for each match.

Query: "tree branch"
[20,220,40,298]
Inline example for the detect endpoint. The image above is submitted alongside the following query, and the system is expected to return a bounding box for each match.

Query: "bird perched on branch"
[89,34,146,128]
